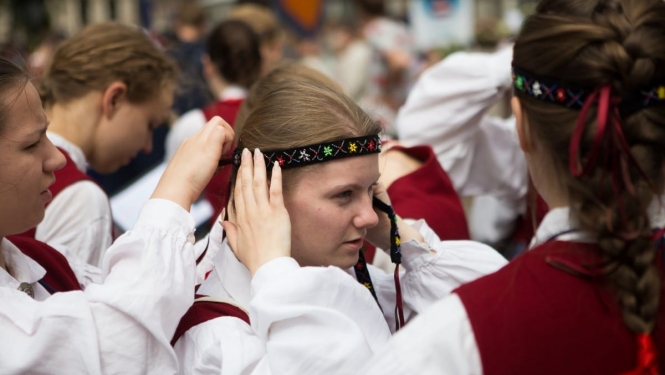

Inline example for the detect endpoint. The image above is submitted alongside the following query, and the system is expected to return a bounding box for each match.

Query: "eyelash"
[335,185,377,200]
[26,141,40,150]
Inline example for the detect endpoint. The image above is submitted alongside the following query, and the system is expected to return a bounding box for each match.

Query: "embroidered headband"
[511,66,665,116]
[219,134,382,169]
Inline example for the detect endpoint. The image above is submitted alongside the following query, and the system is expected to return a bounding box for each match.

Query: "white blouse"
[0,199,197,375]
[176,220,507,374]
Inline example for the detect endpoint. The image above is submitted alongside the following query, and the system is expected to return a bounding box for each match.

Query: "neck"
[176,26,201,43]
[208,75,229,100]
[47,94,102,160]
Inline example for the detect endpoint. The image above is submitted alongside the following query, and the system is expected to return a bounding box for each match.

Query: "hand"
[152,116,235,211]
[365,183,424,251]
[222,149,291,277]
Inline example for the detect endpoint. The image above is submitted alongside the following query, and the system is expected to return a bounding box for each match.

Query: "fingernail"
[254,148,260,158]
[243,148,250,158]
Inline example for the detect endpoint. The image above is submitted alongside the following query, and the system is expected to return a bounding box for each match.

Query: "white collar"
[218,86,247,102]
[47,132,88,172]
[530,198,665,249]
[0,238,46,289]
[199,240,252,308]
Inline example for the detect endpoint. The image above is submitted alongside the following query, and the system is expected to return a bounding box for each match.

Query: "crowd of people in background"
[2,0,665,374]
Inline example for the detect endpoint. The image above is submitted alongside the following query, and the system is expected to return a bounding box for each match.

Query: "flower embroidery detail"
[277,156,285,166]
[395,237,401,246]
[515,76,524,90]
[299,149,310,161]
[349,142,357,153]
[658,86,665,100]
[363,282,372,290]
[533,81,542,97]
[368,140,375,151]
[556,88,566,103]
[323,146,333,157]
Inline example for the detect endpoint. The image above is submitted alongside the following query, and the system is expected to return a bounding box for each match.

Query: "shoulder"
[48,181,110,214]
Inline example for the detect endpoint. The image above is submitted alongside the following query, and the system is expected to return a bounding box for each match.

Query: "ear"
[202,54,216,80]
[512,96,534,154]
[101,81,128,119]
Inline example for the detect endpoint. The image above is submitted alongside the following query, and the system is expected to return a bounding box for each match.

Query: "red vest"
[171,295,250,346]
[7,236,82,293]
[19,147,96,239]
[202,99,244,216]
[365,145,470,262]
[455,240,665,375]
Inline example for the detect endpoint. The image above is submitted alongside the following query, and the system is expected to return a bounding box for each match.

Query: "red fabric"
[455,240,665,375]
[18,147,95,239]
[202,99,244,216]
[7,235,82,292]
[171,294,250,346]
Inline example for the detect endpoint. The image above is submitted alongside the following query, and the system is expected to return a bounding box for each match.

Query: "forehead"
[294,154,380,189]
[138,83,174,116]
[0,83,46,137]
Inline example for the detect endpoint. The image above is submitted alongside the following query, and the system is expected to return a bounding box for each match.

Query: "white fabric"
[335,40,372,101]
[395,46,526,243]
[37,132,112,269]
[361,203,665,375]
[0,198,197,375]
[165,86,247,162]
[176,219,506,374]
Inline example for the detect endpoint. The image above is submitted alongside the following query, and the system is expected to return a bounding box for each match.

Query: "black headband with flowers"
[511,66,665,116]
[226,135,382,169]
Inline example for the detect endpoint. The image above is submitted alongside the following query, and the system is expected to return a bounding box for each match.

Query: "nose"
[141,133,153,154]
[44,138,66,173]
[353,194,379,229]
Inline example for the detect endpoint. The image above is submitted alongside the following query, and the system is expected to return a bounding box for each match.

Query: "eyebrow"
[28,121,49,137]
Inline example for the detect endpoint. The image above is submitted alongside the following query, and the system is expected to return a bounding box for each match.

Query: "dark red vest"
[7,236,82,293]
[455,240,665,375]
[18,147,96,239]
[202,99,244,216]
[365,145,470,262]
[171,294,250,346]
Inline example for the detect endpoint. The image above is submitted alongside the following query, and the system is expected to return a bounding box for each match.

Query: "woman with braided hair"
[357,0,665,373]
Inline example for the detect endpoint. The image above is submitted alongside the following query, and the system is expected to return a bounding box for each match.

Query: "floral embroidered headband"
[511,65,665,116]
[222,134,382,169]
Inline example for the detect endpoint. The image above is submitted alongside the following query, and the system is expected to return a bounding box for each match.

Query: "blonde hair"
[41,22,178,106]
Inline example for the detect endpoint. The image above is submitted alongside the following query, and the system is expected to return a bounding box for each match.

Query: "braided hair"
[514,0,665,334]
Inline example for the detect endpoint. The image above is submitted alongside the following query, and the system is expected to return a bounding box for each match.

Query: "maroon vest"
[171,294,250,346]
[455,240,665,375]
[18,147,96,239]
[7,236,82,293]
[202,99,244,217]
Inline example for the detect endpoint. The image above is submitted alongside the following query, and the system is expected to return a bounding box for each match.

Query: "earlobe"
[101,81,128,119]
[512,96,532,154]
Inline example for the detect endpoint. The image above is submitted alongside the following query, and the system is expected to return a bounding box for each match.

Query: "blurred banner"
[276,0,325,38]
[409,0,475,49]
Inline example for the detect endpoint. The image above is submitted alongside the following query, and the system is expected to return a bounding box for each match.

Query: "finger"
[233,166,246,221]
[203,116,235,155]
[253,149,269,207]
[240,148,258,213]
[269,162,285,207]
[221,221,238,255]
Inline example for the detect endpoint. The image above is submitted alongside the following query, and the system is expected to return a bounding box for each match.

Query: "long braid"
[514,0,665,336]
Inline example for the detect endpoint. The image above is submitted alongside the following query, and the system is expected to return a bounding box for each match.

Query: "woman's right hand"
[222,149,292,277]
[152,116,234,211]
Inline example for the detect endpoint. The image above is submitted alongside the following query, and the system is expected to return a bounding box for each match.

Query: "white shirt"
[37,132,112,269]
[0,198,197,375]
[176,219,507,375]
[360,204,665,375]
[165,86,247,162]
[395,46,527,243]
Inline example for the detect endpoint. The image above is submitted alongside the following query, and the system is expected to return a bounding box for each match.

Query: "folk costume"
[360,65,665,375]
[16,132,113,269]
[174,135,507,375]
[0,199,198,374]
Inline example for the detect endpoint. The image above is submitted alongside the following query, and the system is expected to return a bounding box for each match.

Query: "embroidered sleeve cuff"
[250,257,300,296]
[133,199,196,241]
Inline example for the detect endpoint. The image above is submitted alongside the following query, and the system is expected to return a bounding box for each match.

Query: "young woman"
[173,80,506,374]
[18,22,177,268]
[0,56,233,373]
[359,0,665,373]
[165,19,262,213]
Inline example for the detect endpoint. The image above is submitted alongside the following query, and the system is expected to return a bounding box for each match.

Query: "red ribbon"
[620,333,660,375]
